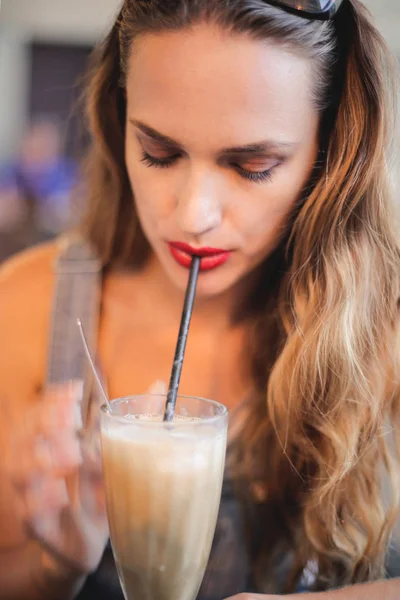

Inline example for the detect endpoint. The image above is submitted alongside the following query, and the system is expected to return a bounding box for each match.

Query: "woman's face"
[125,24,319,297]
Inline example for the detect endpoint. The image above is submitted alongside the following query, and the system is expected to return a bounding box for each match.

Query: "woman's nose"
[176,166,223,239]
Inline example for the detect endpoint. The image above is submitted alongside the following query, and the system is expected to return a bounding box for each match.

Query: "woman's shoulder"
[0,239,62,345]
[0,239,61,299]
[0,241,62,397]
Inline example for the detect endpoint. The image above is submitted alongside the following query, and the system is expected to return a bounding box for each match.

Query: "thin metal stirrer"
[77,318,111,411]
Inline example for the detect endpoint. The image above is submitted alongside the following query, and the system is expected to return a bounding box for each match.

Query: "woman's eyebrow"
[218,140,297,157]
[130,118,297,155]
[130,120,180,147]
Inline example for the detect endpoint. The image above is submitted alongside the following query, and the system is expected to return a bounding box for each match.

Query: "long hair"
[81,0,400,592]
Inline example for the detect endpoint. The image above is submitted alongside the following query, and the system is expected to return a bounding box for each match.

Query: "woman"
[0,0,399,598]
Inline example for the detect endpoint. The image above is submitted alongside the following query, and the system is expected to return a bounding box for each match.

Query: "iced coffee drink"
[101,394,228,600]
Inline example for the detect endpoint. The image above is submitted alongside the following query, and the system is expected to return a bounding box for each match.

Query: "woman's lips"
[168,242,232,271]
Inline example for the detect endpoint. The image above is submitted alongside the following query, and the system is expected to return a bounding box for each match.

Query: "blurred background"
[0,0,399,263]
[0,0,122,261]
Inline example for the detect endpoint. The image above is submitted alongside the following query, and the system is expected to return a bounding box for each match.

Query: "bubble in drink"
[101,413,227,600]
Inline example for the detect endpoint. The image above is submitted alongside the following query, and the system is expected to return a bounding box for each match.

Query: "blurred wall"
[367,0,400,54]
[0,0,121,44]
[0,29,30,160]
[0,0,121,160]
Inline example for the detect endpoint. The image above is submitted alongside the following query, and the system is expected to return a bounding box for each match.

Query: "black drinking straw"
[163,255,201,422]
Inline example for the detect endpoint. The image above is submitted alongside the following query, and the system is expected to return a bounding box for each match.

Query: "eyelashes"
[140,152,179,169]
[234,164,274,183]
[140,151,276,184]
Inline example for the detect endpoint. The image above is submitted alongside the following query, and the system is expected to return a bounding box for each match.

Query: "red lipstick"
[168,242,231,271]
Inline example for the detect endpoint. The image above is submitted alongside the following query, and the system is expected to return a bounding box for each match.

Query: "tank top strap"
[45,233,102,424]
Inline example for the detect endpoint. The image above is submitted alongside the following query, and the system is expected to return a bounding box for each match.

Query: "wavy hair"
[81,0,400,592]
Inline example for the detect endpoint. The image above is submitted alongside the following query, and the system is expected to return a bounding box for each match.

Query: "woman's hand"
[2,381,109,579]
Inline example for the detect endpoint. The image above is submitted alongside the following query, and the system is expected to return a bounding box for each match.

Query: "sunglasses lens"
[275,0,342,14]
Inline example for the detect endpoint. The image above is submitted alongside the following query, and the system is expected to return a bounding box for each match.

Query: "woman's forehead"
[126,24,317,151]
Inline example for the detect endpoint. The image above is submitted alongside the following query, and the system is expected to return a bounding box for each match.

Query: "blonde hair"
[81,0,400,592]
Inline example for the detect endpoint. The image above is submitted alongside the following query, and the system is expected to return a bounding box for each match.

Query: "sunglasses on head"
[265,0,344,20]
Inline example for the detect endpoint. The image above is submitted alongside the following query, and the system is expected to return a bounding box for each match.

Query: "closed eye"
[140,151,278,184]
[140,151,179,169]
[232,163,275,183]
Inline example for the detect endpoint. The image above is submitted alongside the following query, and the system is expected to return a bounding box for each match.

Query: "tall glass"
[100,394,228,600]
